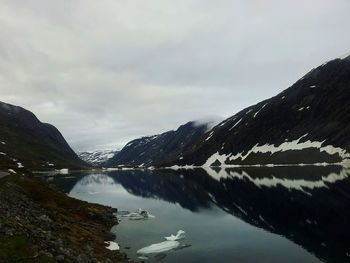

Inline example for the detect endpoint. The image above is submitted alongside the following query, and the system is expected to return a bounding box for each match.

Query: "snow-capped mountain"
[78,150,119,166]
[162,54,350,167]
[105,121,217,167]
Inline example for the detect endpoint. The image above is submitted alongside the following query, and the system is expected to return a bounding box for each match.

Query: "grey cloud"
[0,0,349,151]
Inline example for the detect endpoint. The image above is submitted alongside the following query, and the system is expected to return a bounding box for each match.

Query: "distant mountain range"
[78,150,119,166]
[105,121,217,167]
[158,54,350,167]
[0,101,87,172]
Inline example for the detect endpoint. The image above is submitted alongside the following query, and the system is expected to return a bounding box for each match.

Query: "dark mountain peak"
[105,120,214,167]
[0,101,87,171]
[164,55,350,167]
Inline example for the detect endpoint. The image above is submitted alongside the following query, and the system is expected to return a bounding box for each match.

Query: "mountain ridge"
[0,101,88,171]
[105,120,217,167]
[158,54,350,167]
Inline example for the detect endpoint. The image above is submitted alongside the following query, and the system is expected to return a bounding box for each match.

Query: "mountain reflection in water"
[49,166,350,263]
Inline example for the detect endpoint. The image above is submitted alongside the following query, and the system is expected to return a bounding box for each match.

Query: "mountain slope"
[105,121,216,167]
[163,54,350,167]
[0,101,87,171]
[78,150,119,166]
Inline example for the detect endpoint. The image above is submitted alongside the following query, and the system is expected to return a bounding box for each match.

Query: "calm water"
[45,166,350,263]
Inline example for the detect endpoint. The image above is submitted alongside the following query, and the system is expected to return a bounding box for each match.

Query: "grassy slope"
[0,174,128,262]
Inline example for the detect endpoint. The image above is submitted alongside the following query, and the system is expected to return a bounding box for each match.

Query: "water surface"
[47,166,350,262]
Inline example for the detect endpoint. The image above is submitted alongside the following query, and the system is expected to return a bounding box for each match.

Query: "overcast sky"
[1,0,350,151]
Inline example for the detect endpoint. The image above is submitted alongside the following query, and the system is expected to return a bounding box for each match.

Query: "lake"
[44,166,350,262]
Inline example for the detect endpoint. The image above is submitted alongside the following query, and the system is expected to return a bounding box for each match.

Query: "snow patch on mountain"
[202,134,350,167]
[78,150,119,166]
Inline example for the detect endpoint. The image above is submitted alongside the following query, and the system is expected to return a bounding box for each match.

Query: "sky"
[0,0,350,151]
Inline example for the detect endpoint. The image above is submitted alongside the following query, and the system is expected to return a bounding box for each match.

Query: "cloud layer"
[1,0,349,150]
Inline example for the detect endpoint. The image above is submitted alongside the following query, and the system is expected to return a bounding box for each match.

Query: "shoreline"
[0,173,129,262]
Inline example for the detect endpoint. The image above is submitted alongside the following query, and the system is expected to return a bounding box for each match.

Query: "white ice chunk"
[105,241,120,251]
[8,169,16,174]
[0,152,6,155]
[59,168,69,174]
[165,230,186,241]
[119,208,155,220]
[137,241,180,255]
[17,162,24,168]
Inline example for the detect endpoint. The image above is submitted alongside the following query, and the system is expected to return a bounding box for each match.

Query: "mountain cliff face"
[78,150,119,166]
[163,55,350,167]
[0,101,87,171]
[105,121,216,167]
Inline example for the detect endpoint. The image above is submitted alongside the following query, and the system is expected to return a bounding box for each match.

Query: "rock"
[56,255,65,262]
[77,253,89,263]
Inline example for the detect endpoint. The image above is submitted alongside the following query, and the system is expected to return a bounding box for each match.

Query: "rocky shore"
[0,173,129,262]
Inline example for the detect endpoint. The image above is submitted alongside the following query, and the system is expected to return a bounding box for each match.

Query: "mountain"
[78,150,119,166]
[0,101,87,171]
[105,121,217,167]
[162,54,350,167]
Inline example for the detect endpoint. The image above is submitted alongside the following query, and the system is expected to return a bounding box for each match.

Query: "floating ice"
[59,168,69,174]
[8,169,16,174]
[118,208,155,220]
[137,230,188,257]
[137,241,180,255]
[105,241,120,251]
[165,230,186,241]
[17,162,24,168]
[0,152,6,155]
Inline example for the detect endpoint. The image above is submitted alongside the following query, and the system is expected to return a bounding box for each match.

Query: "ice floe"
[17,162,24,168]
[165,230,185,241]
[137,241,180,255]
[59,168,69,174]
[105,241,120,251]
[118,208,155,220]
[137,230,188,259]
